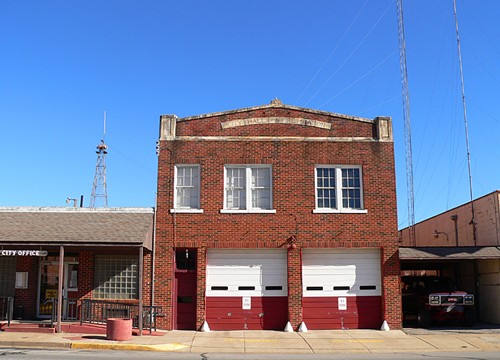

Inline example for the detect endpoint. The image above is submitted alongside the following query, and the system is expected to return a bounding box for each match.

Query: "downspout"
[150,197,157,334]
[138,245,144,336]
[451,215,459,246]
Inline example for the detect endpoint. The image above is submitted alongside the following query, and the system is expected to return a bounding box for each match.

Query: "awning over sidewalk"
[399,246,500,260]
[0,207,154,250]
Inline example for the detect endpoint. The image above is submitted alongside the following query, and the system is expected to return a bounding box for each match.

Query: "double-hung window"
[171,165,202,213]
[314,165,366,213]
[222,165,275,213]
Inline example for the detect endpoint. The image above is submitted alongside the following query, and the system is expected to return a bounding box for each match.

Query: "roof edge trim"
[172,103,375,123]
[0,207,155,213]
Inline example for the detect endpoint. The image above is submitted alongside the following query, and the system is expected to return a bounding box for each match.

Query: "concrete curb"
[70,342,189,352]
[0,341,72,349]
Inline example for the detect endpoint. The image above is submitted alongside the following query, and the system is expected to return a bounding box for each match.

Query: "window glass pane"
[226,167,246,209]
[251,167,271,209]
[175,249,197,270]
[316,167,336,209]
[252,188,270,209]
[341,168,361,209]
[251,168,270,187]
[175,165,200,209]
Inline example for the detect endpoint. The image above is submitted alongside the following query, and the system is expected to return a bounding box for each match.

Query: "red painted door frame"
[174,248,197,330]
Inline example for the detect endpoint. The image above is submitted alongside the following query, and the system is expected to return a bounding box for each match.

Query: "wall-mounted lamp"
[66,197,77,207]
[433,230,449,241]
[280,235,297,250]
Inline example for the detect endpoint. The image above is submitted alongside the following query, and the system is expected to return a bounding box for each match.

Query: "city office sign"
[0,250,48,256]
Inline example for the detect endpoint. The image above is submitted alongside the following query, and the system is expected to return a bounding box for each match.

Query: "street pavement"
[1,327,500,354]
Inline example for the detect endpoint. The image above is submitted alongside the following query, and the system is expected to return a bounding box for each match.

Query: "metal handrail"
[80,299,162,332]
[47,297,79,326]
[0,296,14,326]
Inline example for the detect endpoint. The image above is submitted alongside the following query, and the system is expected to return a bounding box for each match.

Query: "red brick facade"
[155,101,401,330]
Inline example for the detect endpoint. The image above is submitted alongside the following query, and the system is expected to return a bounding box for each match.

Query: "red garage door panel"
[303,296,382,329]
[206,296,287,330]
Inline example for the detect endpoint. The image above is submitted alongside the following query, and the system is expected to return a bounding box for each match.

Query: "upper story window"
[314,165,367,213]
[171,165,203,213]
[222,165,276,213]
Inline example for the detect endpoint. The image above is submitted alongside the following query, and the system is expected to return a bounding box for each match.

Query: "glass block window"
[315,166,364,211]
[174,165,201,209]
[93,255,138,300]
[0,257,16,296]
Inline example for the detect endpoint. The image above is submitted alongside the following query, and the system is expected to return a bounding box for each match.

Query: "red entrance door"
[174,248,197,330]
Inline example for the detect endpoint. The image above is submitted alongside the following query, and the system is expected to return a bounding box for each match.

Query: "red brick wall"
[14,257,38,319]
[79,251,94,300]
[155,106,400,330]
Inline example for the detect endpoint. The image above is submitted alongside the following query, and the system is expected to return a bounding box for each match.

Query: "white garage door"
[302,248,382,329]
[206,249,288,330]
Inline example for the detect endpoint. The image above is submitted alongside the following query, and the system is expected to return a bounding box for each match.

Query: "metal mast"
[397,0,416,245]
[453,0,476,244]
[90,112,108,208]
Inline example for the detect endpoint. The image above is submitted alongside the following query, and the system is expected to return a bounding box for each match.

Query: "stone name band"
[1,250,48,256]
[220,117,332,130]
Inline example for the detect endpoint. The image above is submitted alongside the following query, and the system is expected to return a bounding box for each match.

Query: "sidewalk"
[1,328,500,354]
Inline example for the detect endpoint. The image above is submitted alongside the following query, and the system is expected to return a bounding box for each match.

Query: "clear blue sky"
[1,0,499,229]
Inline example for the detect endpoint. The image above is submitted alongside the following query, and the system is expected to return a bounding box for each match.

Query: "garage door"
[302,248,382,329]
[206,249,288,330]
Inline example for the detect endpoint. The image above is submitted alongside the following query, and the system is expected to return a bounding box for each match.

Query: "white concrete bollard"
[284,321,294,332]
[298,321,308,332]
[380,320,390,331]
[200,321,211,332]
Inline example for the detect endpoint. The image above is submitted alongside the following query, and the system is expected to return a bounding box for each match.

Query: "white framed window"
[171,165,203,213]
[222,165,275,213]
[314,165,367,213]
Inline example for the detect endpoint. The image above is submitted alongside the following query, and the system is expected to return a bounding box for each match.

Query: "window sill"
[170,209,204,214]
[313,209,368,214]
[220,209,277,214]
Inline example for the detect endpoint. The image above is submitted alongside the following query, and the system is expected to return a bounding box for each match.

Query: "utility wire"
[295,0,369,105]
[318,50,398,108]
[304,0,394,107]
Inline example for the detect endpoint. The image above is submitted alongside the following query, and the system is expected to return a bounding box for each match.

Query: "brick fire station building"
[154,100,401,331]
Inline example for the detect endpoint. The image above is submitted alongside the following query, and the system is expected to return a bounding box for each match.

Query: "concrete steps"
[2,323,56,333]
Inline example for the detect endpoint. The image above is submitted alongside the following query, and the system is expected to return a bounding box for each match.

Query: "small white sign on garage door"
[338,297,347,310]
[242,296,251,309]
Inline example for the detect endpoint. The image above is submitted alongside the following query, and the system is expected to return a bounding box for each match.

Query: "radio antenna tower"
[397,0,416,245]
[90,112,108,208]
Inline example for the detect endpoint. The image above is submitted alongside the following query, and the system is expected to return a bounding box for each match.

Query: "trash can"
[14,306,23,320]
[106,318,132,341]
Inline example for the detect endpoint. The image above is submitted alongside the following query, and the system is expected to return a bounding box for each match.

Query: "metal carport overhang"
[399,246,500,260]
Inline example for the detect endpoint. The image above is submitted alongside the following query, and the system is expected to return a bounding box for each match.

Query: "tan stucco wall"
[478,259,500,324]
[400,191,500,247]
